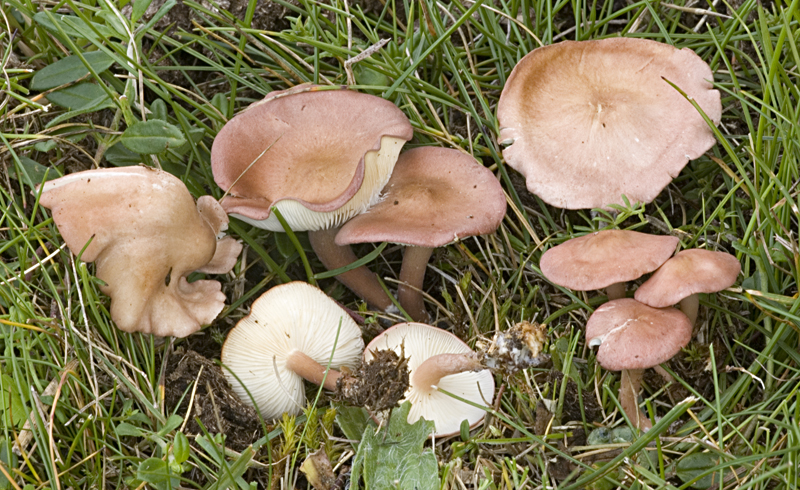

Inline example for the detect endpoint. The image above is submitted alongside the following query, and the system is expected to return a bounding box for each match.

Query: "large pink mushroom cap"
[211,85,413,231]
[497,38,722,209]
[38,167,241,337]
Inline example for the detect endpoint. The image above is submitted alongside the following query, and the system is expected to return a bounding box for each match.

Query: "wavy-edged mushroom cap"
[497,38,722,209]
[38,167,241,337]
[222,282,364,420]
[211,85,413,231]
[635,249,740,307]
[586,298,692,371]
[540,230,678,291]
[335,147,507,247]
[365,322,495,437]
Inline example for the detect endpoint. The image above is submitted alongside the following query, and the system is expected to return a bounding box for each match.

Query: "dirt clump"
[163,349,262,451]
[336,347,409,413]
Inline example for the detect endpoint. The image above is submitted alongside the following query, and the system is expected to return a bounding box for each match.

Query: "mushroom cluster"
[222,283,496,437]
[212,85,507,320]
[496,37,738,430]
[541,231,740,429]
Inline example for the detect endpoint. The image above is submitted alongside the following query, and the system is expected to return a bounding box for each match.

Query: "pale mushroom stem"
[285,350,341,391]
[619,368,652,431]
[412,353,482,395]
[398,246,434,322]
[605,282,626,300]
[308,227,394,311]
[679,294,700,325]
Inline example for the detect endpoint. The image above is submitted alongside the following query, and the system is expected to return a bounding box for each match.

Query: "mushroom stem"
[411,353,483,395]
[678,294,700,325]
[285,350,341,391]
[605,282,626,300]
[398,246,434,322]
[309,228,394,311]
[618,368,652,431]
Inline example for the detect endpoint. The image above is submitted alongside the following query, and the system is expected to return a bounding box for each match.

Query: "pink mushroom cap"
[38,167,241,337]
[497,38,722,209]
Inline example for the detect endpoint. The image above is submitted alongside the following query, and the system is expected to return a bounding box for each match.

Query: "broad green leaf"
[44,95,116,129]
[676,453,735,489]
[173,127,205,155]
[33,140,57,152]
[206,446,254,490]
[8,157,58,188]
[31,52,114,91]
[350,402,439,490]
[120,120,186,154]
[150,99,168,121]
[136,458,180,490]
[33,12,115,40]
[334,404,373,443]
[95,11,129,39]
[132,0,155,22]
[105,143,144,167]
[173,432,189,465]
[116,422,144,437]
[158,414,184,435]
[0,375,25,429]
[354,65,390,87]
[211,93,228,118]
[63,16,120,41]
[46,83,110,109]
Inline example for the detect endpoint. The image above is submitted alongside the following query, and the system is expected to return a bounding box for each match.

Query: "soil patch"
[164,349,262,451]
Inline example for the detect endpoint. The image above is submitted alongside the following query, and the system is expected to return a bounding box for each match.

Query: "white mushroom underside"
[231,136,407,231]
[222,282,364,420]
[366,323,495,436]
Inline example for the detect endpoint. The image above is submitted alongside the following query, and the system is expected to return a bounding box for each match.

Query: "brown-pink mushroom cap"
[540,230,678,291]
[497,38,722,209]
[634,249,741,307]
[586,298,692,371]
[335,147,507,248]
[38,167,241,337]
[211,85,413,230]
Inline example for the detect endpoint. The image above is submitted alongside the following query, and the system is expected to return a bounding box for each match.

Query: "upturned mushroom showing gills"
[365,322,495,437]
[336,147,507,321]
[222,281,364,420]
[497,38,722,209]
[211,84,413,311]
[539,230,678,300]
[37,167,242,337]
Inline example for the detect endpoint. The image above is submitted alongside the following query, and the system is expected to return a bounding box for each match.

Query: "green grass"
[1,0,799,488]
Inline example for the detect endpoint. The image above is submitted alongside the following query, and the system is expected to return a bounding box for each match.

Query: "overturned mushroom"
[211,85,413,311]
[497,38,721,209]
[37,167,241,337]
[222,282,364,420]
[365,322,495,437]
